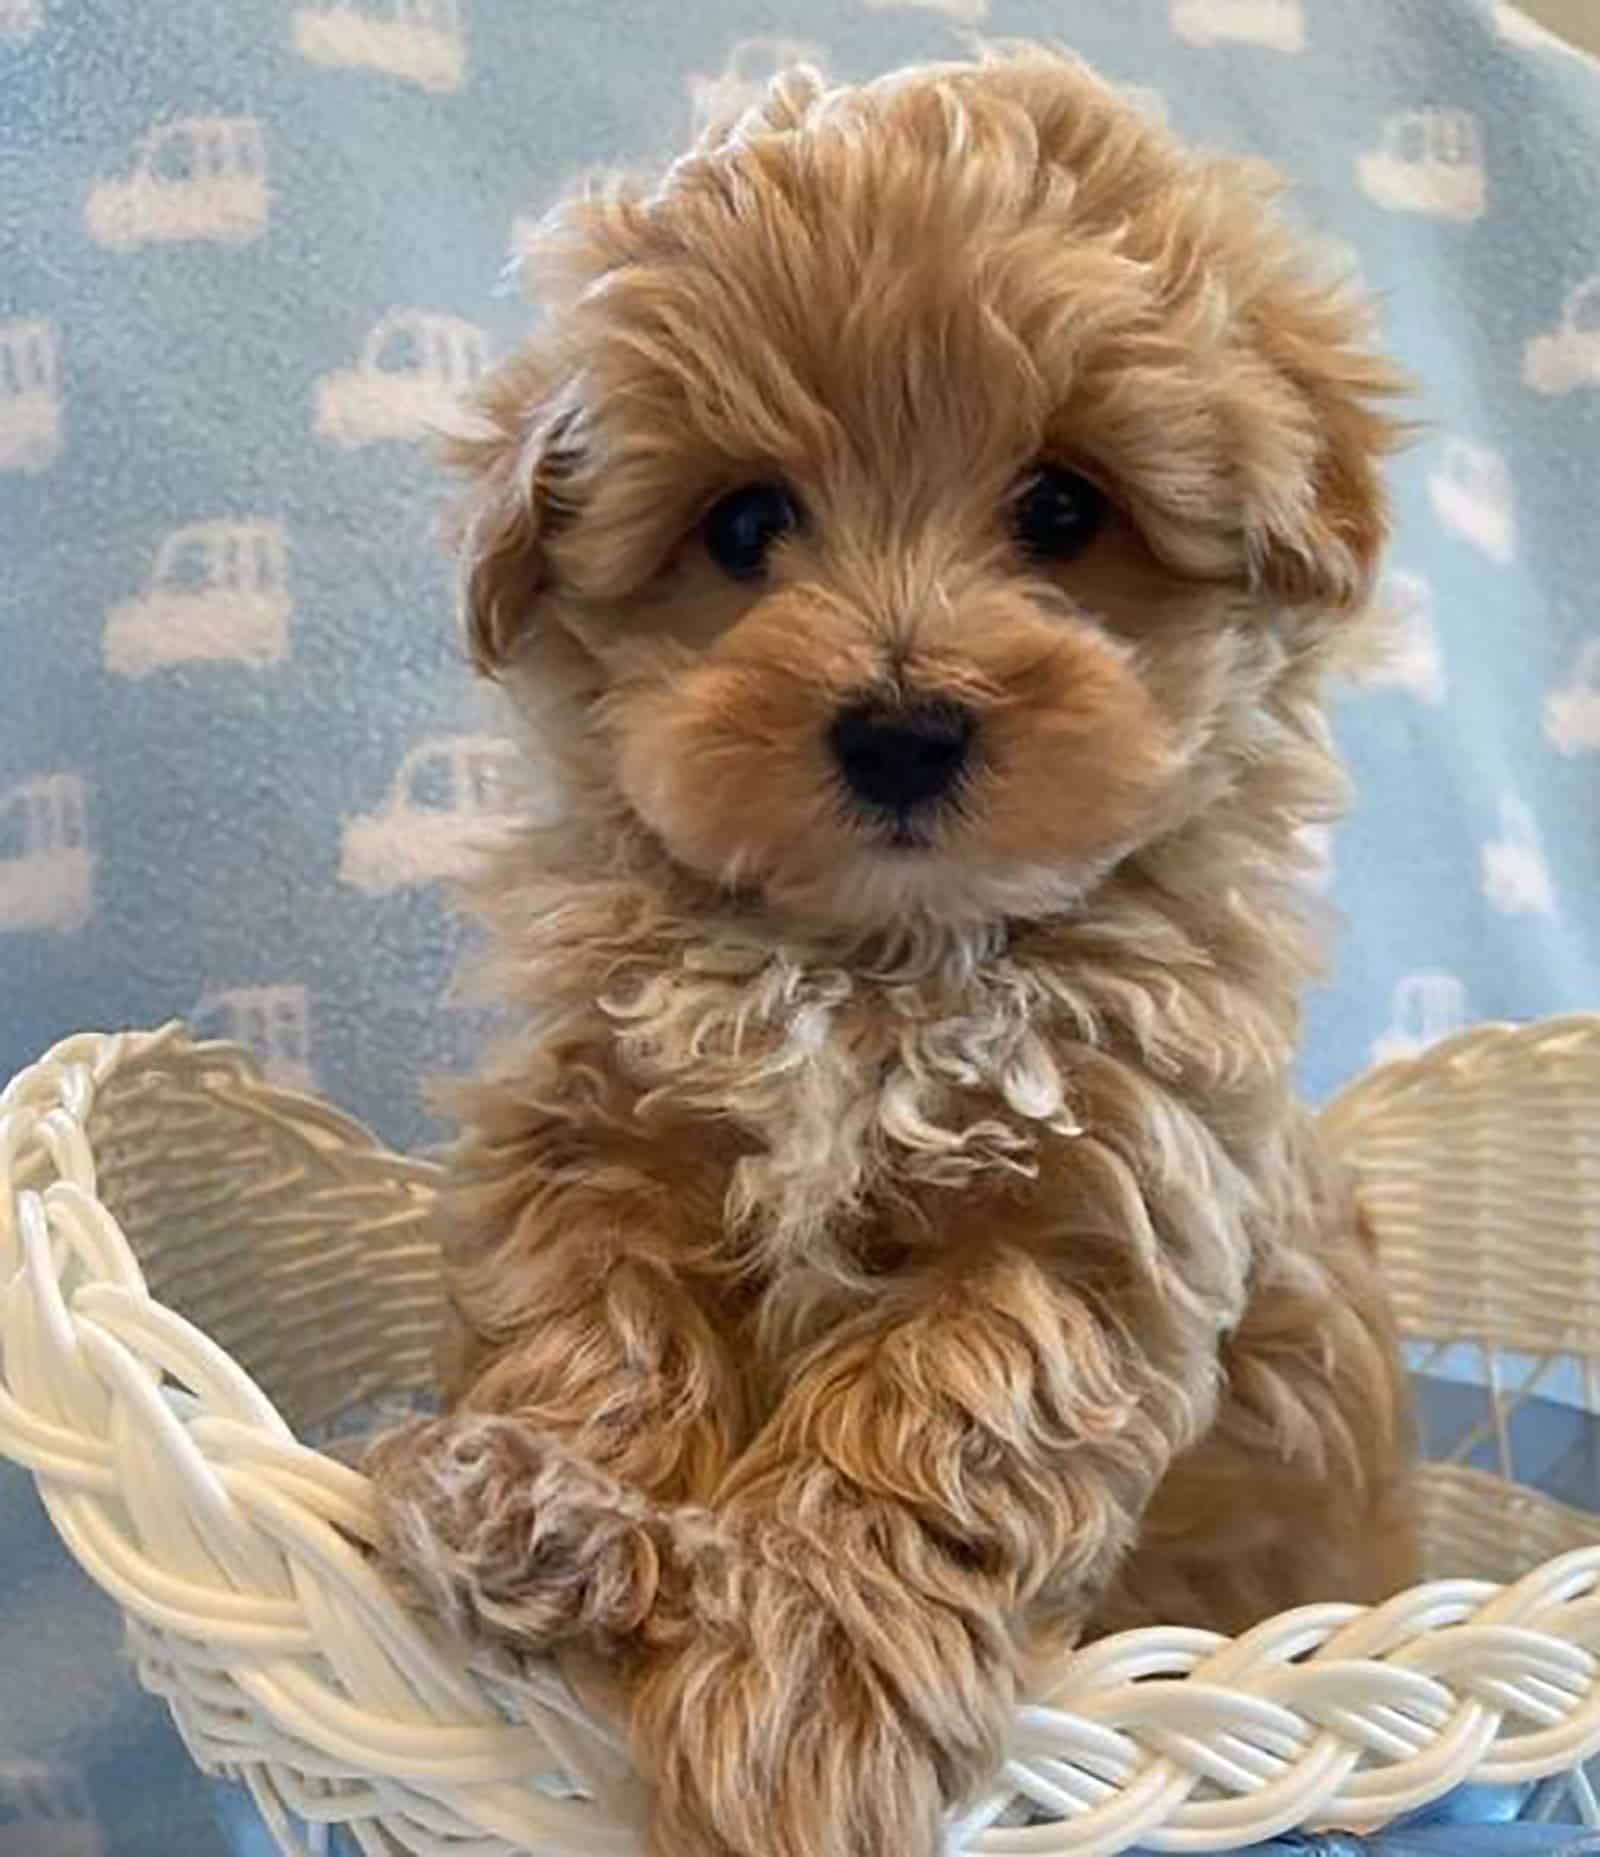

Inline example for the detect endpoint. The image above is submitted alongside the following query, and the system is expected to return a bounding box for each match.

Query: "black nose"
[829,701,975,812]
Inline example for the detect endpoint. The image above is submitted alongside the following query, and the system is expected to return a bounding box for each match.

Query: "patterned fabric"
[2,4,1598,1855]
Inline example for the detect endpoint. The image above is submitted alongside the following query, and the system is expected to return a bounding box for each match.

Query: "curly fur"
[367,45,1419,1857]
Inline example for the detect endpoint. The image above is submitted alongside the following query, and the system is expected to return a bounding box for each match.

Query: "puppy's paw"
[365,1415,675,1651]
[632,1549,1000,1857]
[637,1628,944,1857]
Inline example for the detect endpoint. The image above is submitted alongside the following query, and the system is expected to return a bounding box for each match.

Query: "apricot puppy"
[368,46,1419,1857]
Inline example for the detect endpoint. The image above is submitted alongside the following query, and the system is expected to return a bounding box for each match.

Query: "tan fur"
[365,45,1419,1857]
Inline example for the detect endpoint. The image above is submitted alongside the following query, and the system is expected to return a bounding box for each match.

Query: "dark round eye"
[1012,466,1109,563]
[702,482,802,582]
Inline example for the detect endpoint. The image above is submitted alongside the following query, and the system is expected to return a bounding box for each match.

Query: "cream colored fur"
[366,45,1419,1857]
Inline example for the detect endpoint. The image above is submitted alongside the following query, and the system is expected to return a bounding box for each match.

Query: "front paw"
[365,1415,674,1651]
[631,1550,1004,1857]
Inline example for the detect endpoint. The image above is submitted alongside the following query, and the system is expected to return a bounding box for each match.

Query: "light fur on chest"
[598,934,1167,1262]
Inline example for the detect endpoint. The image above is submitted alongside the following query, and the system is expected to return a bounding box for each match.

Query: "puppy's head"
[457,48,1404,934]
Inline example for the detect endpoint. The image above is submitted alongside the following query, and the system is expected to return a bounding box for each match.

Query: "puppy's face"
[461,51,1401,933]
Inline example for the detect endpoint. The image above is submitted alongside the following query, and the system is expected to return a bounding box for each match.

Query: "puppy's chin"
[620,809,1140,940]
[749,846,1128,938]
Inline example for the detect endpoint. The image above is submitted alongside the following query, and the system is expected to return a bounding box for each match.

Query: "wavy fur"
[368,45,1418,1857]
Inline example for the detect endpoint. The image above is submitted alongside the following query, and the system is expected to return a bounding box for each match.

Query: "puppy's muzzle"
[829,699,975,816]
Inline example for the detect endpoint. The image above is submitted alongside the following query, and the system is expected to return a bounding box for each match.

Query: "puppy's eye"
[1012,466,1109,563]
[703,483,802,582]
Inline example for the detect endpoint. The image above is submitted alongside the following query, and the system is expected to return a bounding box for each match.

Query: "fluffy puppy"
[368,45,1419,1857]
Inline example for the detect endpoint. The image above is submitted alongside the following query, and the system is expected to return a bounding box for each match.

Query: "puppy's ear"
[1247,289,1411,613]
[445,351,582,678]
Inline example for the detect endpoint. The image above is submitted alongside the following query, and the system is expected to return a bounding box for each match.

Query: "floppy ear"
[445,350,582,678]
[1248,288,1412,612]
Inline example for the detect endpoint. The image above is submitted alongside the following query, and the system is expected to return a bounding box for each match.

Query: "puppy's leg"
[1090,1211,1419,1638]
[633,1247,1216,1857]
[366,1171,743,1653]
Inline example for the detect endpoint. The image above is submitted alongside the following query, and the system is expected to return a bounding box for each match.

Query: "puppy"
[368,46,1419,1857]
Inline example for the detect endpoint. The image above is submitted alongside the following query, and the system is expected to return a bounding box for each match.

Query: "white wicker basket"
[3,1018,1600,1857]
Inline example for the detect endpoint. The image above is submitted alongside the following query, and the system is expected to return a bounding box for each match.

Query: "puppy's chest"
[606,955,1080,1257]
